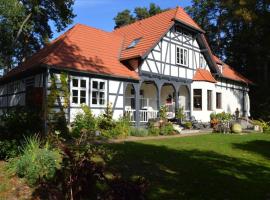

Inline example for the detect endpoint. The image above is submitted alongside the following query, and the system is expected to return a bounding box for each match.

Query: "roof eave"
[174,18,205,34]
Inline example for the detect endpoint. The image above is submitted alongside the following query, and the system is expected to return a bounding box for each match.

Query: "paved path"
[109,131,211,143]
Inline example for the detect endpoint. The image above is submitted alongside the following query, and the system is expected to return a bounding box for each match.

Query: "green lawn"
[107,133,270,199]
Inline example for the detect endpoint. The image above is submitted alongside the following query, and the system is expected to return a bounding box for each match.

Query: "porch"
[124,80,191,124]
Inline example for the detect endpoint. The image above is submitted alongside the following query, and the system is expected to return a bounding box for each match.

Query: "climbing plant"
[47,72,70,135]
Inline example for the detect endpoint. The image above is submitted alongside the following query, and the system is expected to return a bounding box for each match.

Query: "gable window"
[176,46,188,66]
[193,89,202,110]
[71,77,88,106]
[91,79,106,106]
[207,90,212,110]
[127,38,141,49]
[216,92,222,109]
[200,55,205,68]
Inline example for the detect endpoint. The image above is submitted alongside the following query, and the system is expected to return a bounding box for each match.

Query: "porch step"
[181,129,200,134]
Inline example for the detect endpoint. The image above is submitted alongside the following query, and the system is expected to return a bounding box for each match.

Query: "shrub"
[148,121,160,136]
[72,105,97,137]
[7,136,62,185]
[231,123,242,133]
[159,105,168,120]
[252,119,270,133]
[160,122,175,135]
[102,117,130,139]
[0,106,42,138]
[184,122,192,129]
[0,139,20,160]
[130,127,149,137]
[176,107,185,122]
[98,103,115,131]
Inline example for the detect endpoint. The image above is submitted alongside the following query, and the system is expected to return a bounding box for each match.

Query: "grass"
[106,133,270,199]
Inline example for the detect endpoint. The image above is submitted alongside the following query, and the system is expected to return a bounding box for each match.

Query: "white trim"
[90,78,107,107]
[70,76,89,107]
[176,46,188,66]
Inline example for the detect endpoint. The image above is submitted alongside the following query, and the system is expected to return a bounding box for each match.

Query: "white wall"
[191,80,248,122]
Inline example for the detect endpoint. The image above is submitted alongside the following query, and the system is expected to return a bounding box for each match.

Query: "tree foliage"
[186,0,270,120]
[114,3,164,28]
[0,0,75,70]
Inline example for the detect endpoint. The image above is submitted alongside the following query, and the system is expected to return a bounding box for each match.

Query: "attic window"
[127,38,141,49]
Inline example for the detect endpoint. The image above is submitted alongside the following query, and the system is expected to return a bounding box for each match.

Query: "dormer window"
[218,64,223,73]
[127,38,141,49]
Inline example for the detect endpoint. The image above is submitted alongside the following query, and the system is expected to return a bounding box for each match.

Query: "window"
[193,89,202,110]
[91,79,106,106]
[200,55,205,68]
[207,90,212,110]
[216,92,222,109]
[127,38,141,49]
[176,46,188,66]
[71,77,88,105]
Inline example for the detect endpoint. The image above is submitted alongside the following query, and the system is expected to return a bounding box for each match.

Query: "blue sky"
[52,0,192,39]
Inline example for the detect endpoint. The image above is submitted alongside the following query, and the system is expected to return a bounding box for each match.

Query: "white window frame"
[176,46,188,66]
[200,55,205,68]
[70,76,89,106]
[90,79,107,107]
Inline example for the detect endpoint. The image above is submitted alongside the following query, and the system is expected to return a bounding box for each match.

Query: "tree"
[186,0,270,120]
[114,3,164,28]
[0,0,75,71]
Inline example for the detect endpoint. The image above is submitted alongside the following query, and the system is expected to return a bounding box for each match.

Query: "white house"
[0,7,251,127]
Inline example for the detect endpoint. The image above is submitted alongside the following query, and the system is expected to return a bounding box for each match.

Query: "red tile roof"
[3,24,139,80]
[193,69,217,83]
[114,7,203,60]
[213,55,252,84]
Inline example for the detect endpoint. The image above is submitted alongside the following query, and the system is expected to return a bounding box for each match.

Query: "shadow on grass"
[233,140,270,159]
[107,142,270,200]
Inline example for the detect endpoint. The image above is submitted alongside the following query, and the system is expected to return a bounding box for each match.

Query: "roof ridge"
[113,8,176,32]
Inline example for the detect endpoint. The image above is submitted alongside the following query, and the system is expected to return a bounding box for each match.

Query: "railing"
[125,109,158,123]
[139,110,158,123]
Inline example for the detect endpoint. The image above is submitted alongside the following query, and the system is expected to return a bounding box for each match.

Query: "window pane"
[207,90,212,110]
[81,80,86,88]
[80,97,86,104]
[193,89,202,110]
[216,93,222,109]
[92,98,97,104]
[100,98,105,105]
[99,82,105,90]
[92,81,98,89]
[99,92,105,99]
[72,90,78,97]
[80,90,86,97]
[72,97,78,104]
[72,79,78,87]
[92,91,97,98]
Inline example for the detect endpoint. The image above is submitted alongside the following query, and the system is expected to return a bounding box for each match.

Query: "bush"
[0,106,42,138]
[7,136,62,185]
[231,123,242,133]
[160,122,175,135]
[102,117,130,139]
[148,121,160,136]
[252,119,270,133]
[184,122,192,129]
[0,139,21,160]
[130,128,149,137]
[72,105,97,137]
[0,107,42,160]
